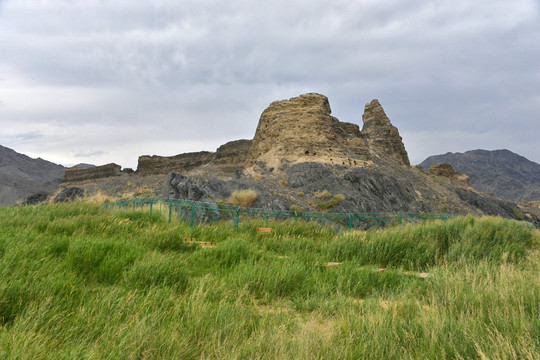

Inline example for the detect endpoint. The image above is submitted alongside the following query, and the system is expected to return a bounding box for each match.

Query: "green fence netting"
[103,197,456,231]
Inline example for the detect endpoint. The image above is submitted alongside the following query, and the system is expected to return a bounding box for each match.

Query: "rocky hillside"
[0,145,65,206]
[420,149,540,202]
[56,93,539,224]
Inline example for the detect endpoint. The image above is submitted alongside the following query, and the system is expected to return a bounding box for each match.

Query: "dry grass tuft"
[229,189,258,207]
[315,189,331,200]
[81,191,113,204]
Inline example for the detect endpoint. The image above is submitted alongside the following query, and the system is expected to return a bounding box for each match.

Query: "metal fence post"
[348,213,352,230]
[234,206,241,231]
[149,199,153,216]
[168,201,172,223]
[190,205,195,228]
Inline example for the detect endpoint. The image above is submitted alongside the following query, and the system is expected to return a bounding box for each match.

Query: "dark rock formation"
[167,173,221,223]
[286,162,418,213]
[21,192,49,206]
[454,187,534,221]
[420,149,540,201]
[0,144,65,206]
[361,99,410,166]
[54,187,85,203]
[163,161,536,224]
[63,163,123,182]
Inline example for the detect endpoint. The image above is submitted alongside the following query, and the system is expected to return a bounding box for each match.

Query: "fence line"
[103,197,454,231]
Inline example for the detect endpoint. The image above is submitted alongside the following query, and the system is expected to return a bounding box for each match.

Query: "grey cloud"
[0,0,538,168]
[75,150,105,158]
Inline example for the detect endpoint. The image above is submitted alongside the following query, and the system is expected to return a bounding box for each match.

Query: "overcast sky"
[1,0,539,169]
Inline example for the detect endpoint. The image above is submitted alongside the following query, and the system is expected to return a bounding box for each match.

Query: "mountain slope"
[419,149,540,202]
[0,145,65,206]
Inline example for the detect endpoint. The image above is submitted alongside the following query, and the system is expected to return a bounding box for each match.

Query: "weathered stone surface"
[362,99,410,166]
[137,152,215,175]
[54,187,85,202]
[214,139,252,171]
[63,163,122,182]
[246,93,371,169]
[137,140,252,175]
[428,163,470,186]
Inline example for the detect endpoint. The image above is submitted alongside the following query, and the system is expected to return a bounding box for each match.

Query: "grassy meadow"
[0,201,538,359]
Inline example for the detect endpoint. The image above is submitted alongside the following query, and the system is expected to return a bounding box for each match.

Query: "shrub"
[316,194,345,211]
[511,207,525,221]
[228,189,258,207]
[315,189,331,199]
[290,205,303,214]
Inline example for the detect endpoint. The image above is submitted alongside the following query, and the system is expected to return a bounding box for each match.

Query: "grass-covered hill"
[1,201,539,359]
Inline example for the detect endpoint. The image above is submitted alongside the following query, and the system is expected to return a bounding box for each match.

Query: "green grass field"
[0,202,538,359]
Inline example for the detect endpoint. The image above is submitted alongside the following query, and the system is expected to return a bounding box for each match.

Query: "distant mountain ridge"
[0,144,65,206]
[419,149,540,202]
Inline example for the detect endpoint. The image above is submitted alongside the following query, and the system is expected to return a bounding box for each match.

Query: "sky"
[0,0,539,169]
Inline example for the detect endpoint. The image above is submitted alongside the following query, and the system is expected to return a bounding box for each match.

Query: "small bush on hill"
[315,189,331,199]
[228,189,258,207]
[317,194,346,211]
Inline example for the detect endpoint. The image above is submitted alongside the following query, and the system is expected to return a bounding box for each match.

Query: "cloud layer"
[1,0,539,168]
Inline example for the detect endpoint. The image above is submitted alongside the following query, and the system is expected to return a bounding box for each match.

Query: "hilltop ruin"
[63,93,410,182]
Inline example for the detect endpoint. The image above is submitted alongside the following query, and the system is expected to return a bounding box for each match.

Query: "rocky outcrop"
[167,173,221,223]
[133,94,409,178]
[63,163,123,182]
[428,163,470,186]
[137,152,214,176]
[361,99,410,166]
[137,140,252,175]
[214,139,252,170]
[246,93,371,169]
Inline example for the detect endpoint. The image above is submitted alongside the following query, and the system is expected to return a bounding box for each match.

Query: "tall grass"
[0,202,538,359]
